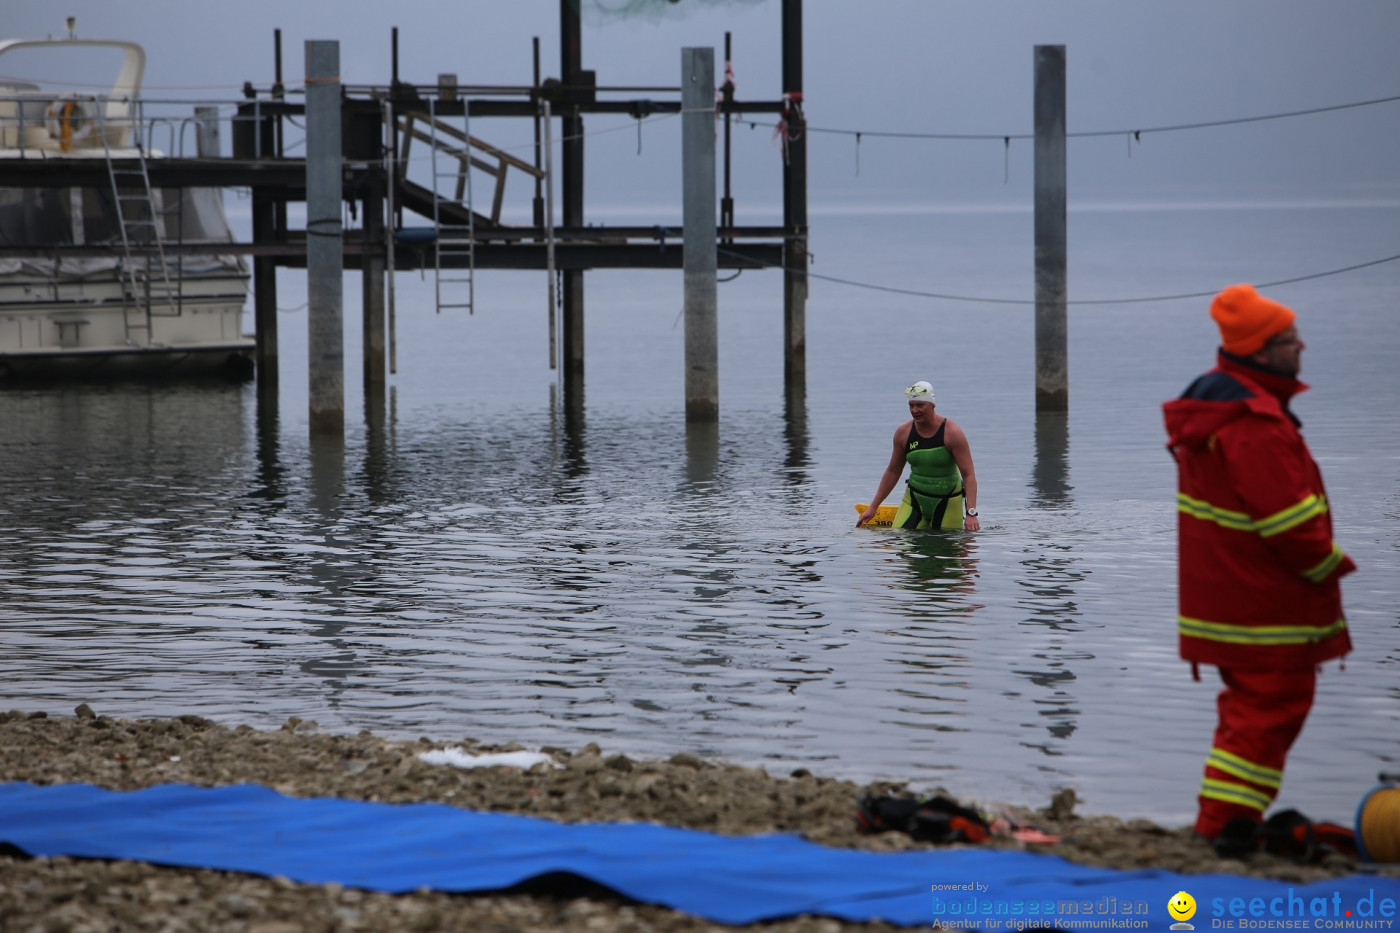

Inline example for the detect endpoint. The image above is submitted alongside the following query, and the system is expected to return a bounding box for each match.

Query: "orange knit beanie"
[1210,284,1296,356]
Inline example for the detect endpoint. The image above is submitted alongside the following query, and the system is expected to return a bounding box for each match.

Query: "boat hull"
[0,270,254,381]
[0,340,254,381]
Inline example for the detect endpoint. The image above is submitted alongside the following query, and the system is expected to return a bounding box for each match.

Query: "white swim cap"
[905,381,935,405]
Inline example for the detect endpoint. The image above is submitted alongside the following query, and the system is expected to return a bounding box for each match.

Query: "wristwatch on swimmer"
[966,508,978,517]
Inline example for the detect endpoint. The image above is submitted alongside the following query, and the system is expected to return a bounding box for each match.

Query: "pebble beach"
[1,708,1394,933]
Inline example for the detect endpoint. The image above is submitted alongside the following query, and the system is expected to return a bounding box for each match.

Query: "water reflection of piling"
[360,385,394,504]
[550,384,587,484]
[1030,411,1072,508]
[253,380,283,502]
[302,432,368,708]
[782,394,810,488]
[684,421,720,491]
[1018,408,1085,747]
[308,434,345,523]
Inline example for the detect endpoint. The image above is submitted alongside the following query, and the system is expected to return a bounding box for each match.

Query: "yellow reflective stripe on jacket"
[1206,747,1282,789]
[1178,615,1347,646]
[1303,542,1346,583]
[1177,492,1327,536]
[1256,494,1327,538]
[1177,493,1253,531]
[1199,777,1272,812]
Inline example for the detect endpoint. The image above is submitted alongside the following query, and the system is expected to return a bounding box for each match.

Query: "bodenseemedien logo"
[1170,890,1198,930]
[929,887,1150,929]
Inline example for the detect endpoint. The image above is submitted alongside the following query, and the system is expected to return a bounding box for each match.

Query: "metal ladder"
[99,102,181,345]
[428,97,475,314]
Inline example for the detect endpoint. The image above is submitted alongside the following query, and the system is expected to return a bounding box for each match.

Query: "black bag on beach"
[855,793,991,844]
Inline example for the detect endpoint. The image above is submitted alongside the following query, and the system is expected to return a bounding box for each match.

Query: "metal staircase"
[393,100,546,316]
[426,98,475,314]
[99,104,181,345]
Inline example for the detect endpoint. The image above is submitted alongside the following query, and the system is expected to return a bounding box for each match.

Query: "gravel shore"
[1,708,1393,932]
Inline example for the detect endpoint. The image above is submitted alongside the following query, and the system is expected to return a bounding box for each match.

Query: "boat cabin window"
[0,186,230,247]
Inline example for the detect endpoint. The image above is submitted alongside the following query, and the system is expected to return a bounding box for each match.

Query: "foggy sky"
[6,0,1399,213]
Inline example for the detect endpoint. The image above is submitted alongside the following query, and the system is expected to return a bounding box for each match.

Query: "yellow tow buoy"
[1356,780,1400,863]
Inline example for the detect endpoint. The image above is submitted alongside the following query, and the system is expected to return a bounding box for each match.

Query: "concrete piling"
[1034,44,1068,413]
[304,39,344,436]
[682,47,719,422]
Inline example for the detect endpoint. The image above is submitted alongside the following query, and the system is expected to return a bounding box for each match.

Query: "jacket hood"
[1163,353,1307,453]
[1164,396,1246,452]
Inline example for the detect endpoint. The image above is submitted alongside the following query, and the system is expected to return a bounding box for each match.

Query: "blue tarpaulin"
[2,782,1396,929]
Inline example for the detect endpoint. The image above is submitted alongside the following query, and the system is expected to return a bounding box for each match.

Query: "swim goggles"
[905,382,935,404]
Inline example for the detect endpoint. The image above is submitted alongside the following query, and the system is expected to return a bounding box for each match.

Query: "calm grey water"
[2,200,1396,826]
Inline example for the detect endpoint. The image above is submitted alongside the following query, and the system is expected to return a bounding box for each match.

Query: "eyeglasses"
[1266,335,1301,348]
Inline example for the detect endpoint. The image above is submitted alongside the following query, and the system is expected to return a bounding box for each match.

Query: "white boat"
[0,27,254,380]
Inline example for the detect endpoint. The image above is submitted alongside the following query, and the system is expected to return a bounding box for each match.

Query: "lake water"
[1,197,1396,827]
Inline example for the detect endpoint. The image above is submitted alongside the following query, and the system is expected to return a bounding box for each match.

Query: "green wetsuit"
[894,417,965,530]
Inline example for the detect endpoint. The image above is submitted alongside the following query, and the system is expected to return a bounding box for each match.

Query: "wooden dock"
[0,0,809,428]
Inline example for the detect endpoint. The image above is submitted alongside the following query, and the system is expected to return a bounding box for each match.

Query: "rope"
[716,247,1400,307]
[305,218,344,238]
[774,92,1400,143]
[1071,94,1400,138]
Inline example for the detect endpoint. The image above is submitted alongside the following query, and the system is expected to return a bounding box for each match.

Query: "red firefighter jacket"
[1162,352,1353,670]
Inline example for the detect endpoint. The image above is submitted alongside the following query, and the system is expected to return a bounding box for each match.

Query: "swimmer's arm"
[945,420,981,531]
[857,424,911,526]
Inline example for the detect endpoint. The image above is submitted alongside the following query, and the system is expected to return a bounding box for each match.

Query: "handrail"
[396,109,546,227]
[398,112,544,178]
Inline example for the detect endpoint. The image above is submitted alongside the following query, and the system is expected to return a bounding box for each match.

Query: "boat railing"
[2,88,551,236]
[0,92,256,159]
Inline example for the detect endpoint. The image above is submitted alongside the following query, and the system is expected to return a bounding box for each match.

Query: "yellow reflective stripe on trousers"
[1200,777,1272,812]
[1303,542,1345,582]
[1178,615,1347,646]
[1177,493,1253,531]
[1177,492,1328,537]
[1256,494,1327,538]
[1206,747,1282,789]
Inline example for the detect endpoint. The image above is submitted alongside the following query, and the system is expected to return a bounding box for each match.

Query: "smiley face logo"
[1168,891,1197,929]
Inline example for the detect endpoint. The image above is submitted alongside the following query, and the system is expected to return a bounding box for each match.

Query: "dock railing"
[398,109,545,227]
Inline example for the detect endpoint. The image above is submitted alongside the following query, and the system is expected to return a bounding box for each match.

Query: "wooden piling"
[682,47,719,422]
[361,168,387,405]
[235,94,280,386]
[1034,44,1068,412]
[305,39,344,436]
[781,0,808,406]
[560,0,586,409]
[720,32,735,235]
[251,194,278,384]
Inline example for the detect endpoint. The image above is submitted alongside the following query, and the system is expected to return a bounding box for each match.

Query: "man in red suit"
[1163,284,1354,850]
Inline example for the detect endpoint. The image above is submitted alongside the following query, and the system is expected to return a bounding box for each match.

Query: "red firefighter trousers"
[1195,666,1316,840]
